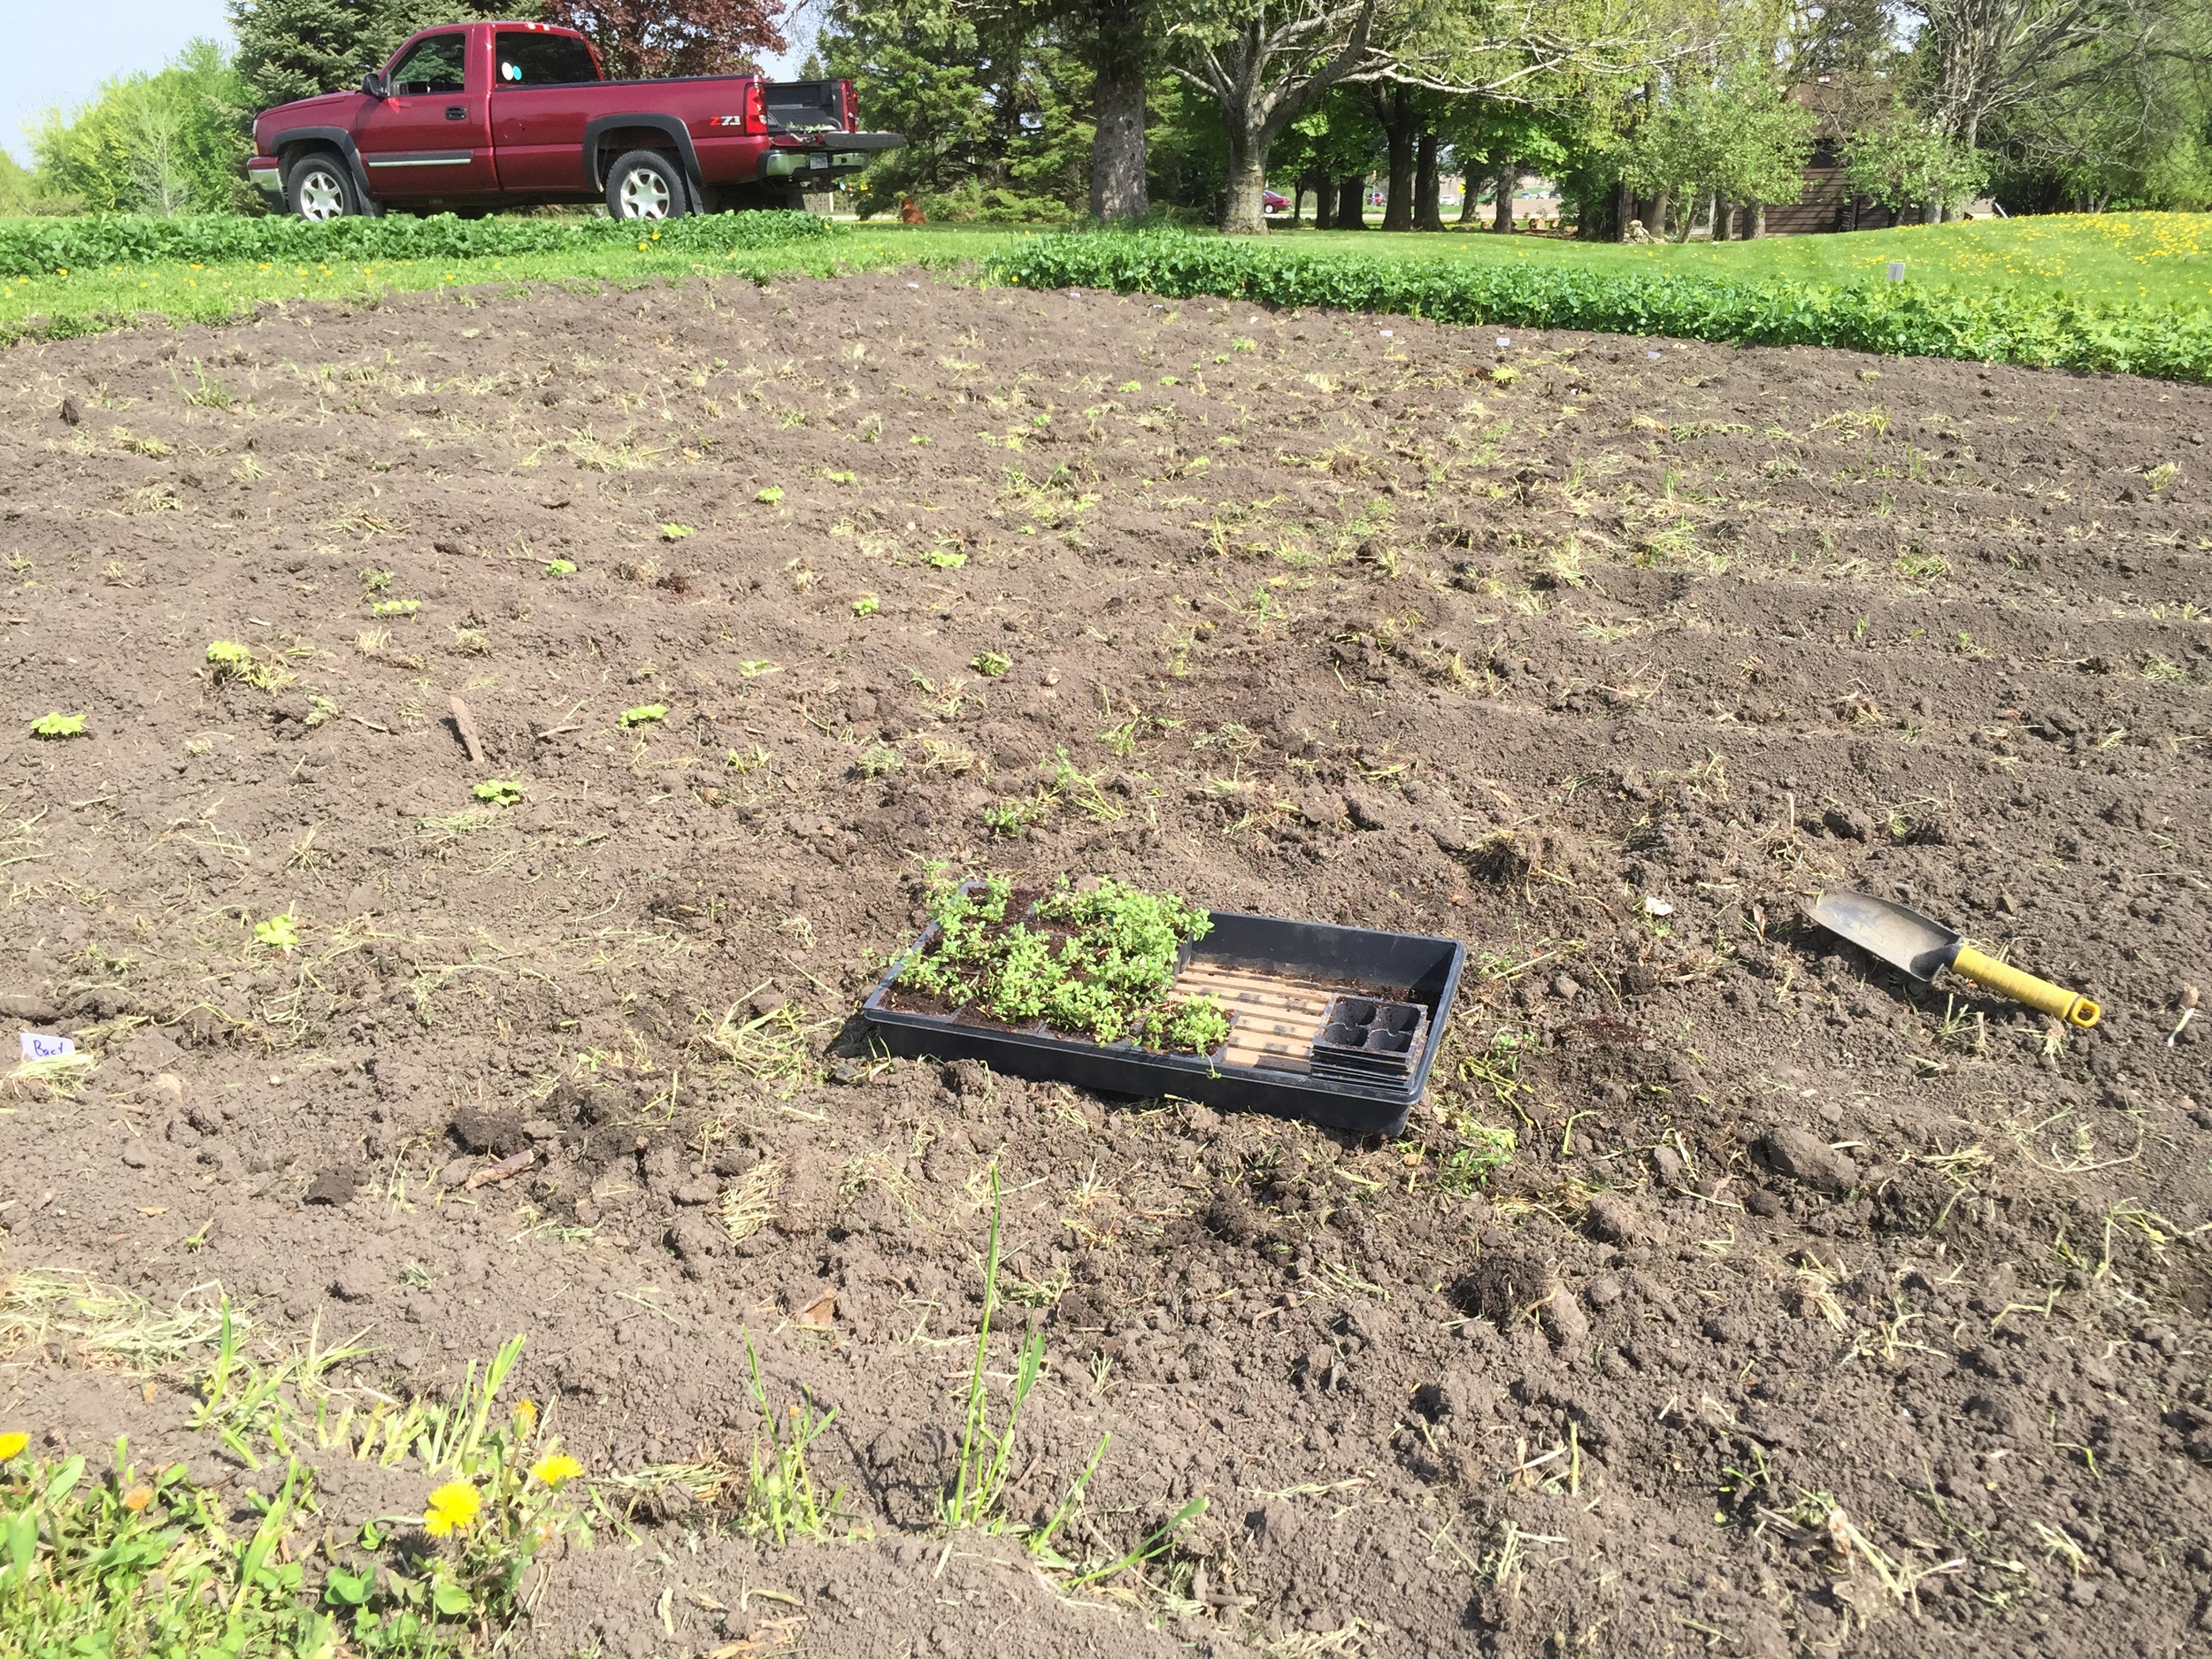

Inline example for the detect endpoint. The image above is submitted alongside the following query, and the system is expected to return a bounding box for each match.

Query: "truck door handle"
[445,106,466,120]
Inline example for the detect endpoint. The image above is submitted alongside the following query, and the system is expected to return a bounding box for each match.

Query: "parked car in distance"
[248,19,902,219]
[1263,188,1290,212]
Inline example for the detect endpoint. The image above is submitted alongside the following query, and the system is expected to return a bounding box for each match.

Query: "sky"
[0,1,823,167]
[0,0,230,165]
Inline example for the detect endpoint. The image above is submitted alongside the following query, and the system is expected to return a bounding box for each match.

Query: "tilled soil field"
[3,267,2210,1659]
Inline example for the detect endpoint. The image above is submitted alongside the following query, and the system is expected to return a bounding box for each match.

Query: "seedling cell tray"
[862,906,1465,1137]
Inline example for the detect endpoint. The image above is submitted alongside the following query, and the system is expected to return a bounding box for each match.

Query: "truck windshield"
[495,31,602,85]
[389,34,467,96]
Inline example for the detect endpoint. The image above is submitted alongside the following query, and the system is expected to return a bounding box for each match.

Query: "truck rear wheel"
[606,150,688,220]
[287,153,359,221]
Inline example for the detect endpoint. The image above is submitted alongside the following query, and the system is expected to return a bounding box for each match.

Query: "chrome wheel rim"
[296,167,346,220]
[618,167,672,219]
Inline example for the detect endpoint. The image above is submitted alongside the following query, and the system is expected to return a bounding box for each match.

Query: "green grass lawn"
[1259,211,2212,304]
[3,211,2205,351]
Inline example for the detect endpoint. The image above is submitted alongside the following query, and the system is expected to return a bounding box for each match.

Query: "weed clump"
[899,874,1227,1053]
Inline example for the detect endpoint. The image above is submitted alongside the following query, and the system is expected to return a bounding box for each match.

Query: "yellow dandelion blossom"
[0,1431,27,1461]
[423,1480,483,1537]
[514,1398,538,1435]
[529,1453,584,1488]
[121,1485,154,1511]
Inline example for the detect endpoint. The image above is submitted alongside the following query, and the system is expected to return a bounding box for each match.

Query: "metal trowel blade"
[1808,889,1960,982]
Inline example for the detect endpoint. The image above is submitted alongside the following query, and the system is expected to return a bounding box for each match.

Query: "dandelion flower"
[0,1431,27,1461]
[514,1398,538,1435]
[423,1480,483,1537]
[529,1453,584,1488]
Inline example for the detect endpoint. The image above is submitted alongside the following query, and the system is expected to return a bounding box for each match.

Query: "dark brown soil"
[3,267,2210,1659]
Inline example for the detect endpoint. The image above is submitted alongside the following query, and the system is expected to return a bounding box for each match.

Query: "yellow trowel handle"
[1949,946,2101,1029]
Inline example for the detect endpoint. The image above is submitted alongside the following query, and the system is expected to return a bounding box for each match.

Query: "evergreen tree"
[228,0,528,111]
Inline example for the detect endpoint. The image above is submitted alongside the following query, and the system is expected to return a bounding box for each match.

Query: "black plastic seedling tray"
[860,906,1466,1137]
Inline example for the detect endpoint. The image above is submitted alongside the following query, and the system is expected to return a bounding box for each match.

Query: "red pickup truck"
[247,20,901,221]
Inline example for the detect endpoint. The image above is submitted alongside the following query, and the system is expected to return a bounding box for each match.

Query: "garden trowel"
[1809,888,2101,1029]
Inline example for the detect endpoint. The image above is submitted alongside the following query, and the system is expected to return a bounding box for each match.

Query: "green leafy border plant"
[991,228,2212,385]
[0,210,832,280]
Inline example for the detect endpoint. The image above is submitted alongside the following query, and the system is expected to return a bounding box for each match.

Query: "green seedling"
[1059,1496,1209,1589]
[1488,365,1521,385]
[983,797,1050,838]
[971,650,1013,677]
[659,523,693,540]
[737,1330,842,1542]
[205,640,288,691]
[204,641,253,681]
[473,780,524,805]
[253,911,299,953]
[856,744,903,779]
[926,549,968,569]
[1159,995,1231,1055]
[360,567,393,593]
[619,703,668,727]
[30,712,86,740]
[946,1164,1047,1529]
[852,592,880,617]
[738,660,780,678]
[1438,1122,1517,1189]
[755,485,785,503]
[1117,380,1141,392]
[370,598,420,617]
[543,558,578,577]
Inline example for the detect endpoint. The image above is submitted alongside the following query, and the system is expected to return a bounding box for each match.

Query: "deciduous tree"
[1166,0,1391,234]
[542,0,787,77]
[32,39,252,214]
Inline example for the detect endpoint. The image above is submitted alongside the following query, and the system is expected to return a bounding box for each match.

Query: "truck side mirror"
[361,72,388,98]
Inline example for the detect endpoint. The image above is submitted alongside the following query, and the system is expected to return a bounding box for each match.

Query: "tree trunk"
[1493,159,1515,232]
[1414,131,1441,231]
[1379,88,1415,232]
[1090,62,1148,223]
[1223,135,1269,234]
[1615,181,1633,241]
[1462,173,1482,223]
[1087,0,1148,223]
[1313,170,1334,228]
[1650,190,1669,239]
[1751,203,1766,238]
[1715,197,1734,241]
[1337,175,1366,229]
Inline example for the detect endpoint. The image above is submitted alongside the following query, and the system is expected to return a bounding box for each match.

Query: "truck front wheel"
[287,154,359,221]
[606,150,688,220]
